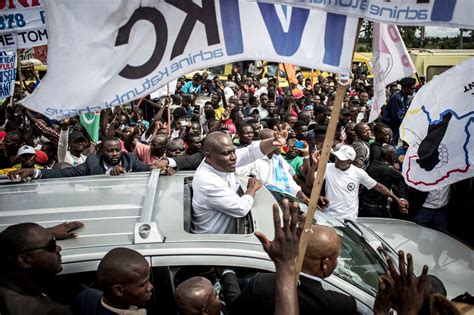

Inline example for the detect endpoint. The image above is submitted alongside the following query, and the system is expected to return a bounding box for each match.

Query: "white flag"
[22,0,358,120]
[400,57,474,192]
[258,0,474,29]
[369,22,416,123]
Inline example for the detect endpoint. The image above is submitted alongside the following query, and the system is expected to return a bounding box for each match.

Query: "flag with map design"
[400,57,474,191]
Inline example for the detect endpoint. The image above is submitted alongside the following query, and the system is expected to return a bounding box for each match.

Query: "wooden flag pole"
[414,72,424,87]
[17,50,24,97]
[294,19,363,283]
[167,83,171,136]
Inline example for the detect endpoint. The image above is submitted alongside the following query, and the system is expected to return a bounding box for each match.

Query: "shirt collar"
[101,297,147,315]
[300,272,323,283]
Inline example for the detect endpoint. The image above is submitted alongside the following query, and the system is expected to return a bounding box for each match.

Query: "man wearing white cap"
[0,146,42,175]
[307,145,408,219]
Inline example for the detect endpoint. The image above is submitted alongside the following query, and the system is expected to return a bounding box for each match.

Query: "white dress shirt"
[191,141,264,234]
[236,154,300,196]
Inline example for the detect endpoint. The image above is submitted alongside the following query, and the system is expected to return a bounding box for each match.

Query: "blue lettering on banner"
[431,0,456,22]
[0,14,27,31]
[305,0,456,23]
[323,13,346,67]
[219,0,243,56]
[257,3,310,56]
[0,51,16,98]
[43,48,224,119]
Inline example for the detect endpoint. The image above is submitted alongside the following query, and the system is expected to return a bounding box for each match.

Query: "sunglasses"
[21,237,57,253]
[168,147,185,152]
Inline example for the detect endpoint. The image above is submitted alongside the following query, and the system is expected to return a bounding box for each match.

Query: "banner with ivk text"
[22,0,358,119]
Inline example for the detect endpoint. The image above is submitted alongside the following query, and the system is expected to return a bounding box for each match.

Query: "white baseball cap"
[17,145,36,156]
[333,145,356,161]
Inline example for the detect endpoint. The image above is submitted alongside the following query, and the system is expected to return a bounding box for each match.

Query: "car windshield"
[266,187,386,296]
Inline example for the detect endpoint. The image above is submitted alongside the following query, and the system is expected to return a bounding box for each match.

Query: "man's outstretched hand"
[47,221,84,240]
[255,199,305,267]
[255,199,305,315]
[374,250,429,315]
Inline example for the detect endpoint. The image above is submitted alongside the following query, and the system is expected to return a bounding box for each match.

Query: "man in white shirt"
[58,118,88,167]
[236,129,308,202]
[192,129,287,234]
[307,145,408,220]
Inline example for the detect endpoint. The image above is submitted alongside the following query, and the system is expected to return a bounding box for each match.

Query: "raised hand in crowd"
[216,80,225,91]
[272,123,289,147]
[221,109,231,122]
[255,199,305,315]
[374,250,429,315]
[47,221,84,239]
[60,117,71,131]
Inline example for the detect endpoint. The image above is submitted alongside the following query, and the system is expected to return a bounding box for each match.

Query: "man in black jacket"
[9,137,152,180]
[222,224,357,315]
[0,222,83,314]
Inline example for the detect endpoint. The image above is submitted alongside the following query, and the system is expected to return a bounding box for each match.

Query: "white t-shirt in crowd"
[320,164,377,219]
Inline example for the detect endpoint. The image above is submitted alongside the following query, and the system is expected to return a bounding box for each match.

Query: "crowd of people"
[1,62,472,314]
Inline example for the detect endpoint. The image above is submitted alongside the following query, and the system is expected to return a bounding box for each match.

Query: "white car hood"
[358,218,474,299]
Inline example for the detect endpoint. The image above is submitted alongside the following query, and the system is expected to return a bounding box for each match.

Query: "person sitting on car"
[0,221,83,314]
[74,247,153,314]
[8,137,153,180]
[191,128,287,234]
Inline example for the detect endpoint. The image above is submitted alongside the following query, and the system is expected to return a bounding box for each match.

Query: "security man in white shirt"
[306,145,408,220]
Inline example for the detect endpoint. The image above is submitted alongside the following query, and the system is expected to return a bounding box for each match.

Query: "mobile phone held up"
[295,141,305,149]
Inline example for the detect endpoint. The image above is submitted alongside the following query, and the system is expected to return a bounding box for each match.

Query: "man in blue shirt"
[381,77,416,145]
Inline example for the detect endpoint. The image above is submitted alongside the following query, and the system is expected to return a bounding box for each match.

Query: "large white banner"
[369,22,415,123]
[259,0,474,28]
[400,57,474,192]
[0,0,48,49]
[22,0,359,119]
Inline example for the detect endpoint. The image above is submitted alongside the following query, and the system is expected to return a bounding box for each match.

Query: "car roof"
[0,171,276,262]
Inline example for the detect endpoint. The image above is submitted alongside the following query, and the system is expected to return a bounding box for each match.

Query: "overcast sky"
[423,26,462,38]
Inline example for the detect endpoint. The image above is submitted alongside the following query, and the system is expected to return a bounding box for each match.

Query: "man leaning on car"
[8,137,153,180]
[191,128,287,234]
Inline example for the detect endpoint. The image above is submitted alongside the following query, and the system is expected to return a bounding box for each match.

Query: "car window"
[183,177,254,234]
[266,187,385,296]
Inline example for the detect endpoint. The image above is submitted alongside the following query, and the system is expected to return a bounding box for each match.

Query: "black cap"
[314,105,328,114]
[350,95,360,103]
[69,131,87,142]
[173,107,187,117]
[399,77,416,87]
[341,108,351,116]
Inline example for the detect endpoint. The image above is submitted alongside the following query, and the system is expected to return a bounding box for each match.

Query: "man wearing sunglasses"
[0,221,83,314]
